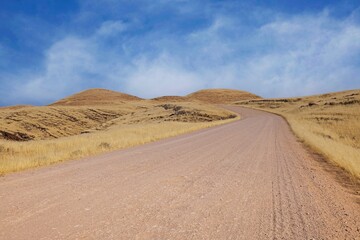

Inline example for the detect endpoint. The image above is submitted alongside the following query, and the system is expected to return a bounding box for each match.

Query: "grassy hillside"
[0,102,235,141]
[237,89,360,178]
[0,89,239,174]
[50,88,142,106]
[0,106,128,141]
[187,89,261,104]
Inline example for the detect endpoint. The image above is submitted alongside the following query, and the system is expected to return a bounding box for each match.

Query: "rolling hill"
[50,88,142,106]
[0,88,244,142]
[0,87,264,173]
[187,89,261,104]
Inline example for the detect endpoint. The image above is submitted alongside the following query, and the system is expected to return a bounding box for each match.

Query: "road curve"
[0,107,359,239]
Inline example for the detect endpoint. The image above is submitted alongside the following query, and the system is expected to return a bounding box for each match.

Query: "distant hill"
[151,96,191,102]
[0,87,261,141]
[186,89,261,104]
[1,88,242,141]
[50,88,261,106]
[50,88,142,106]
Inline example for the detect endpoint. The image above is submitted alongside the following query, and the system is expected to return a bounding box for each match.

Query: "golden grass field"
[237,89,360,178]
[0,88,243,174]
[0,120,237,174]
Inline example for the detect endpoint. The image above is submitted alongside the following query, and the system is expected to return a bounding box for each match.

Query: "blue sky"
[0,0,360,106]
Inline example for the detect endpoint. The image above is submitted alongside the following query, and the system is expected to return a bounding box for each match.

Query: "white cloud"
[186,16,235,63]
[125,54,203,97]
[239,11,360,97]
[18,37,98,103]
[96,20,127,36]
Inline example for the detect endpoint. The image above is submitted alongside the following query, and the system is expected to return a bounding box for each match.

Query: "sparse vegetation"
[236,89,360,178]
[0,88,240,174]
[0,91,235,141]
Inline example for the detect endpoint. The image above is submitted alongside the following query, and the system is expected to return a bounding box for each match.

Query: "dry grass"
[0,89,239,174]
[0,105,130,140]
[0,118,237,174]
[151,89,262,104]
[186,89,261,104]
[50,88,142,106]
[0,99,234,141]
[236,89,360,178]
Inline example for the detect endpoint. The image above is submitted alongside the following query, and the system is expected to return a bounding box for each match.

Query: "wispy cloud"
[243,10,360,97]
[1,1,360,105]
[96,20,127,36]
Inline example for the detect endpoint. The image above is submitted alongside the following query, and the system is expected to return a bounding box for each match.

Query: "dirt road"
[0,107,359,239]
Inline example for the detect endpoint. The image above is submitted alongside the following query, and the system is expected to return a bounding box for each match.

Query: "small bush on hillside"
[70,150,82,157]
[99,142,111,149]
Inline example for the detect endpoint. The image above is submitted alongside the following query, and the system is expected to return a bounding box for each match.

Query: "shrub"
[99,142,111,149]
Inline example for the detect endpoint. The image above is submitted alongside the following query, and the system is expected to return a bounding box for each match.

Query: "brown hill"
[1,87,263,142]
[187,89,261,104]
[50,88,142,106]
[0,87,241,141]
